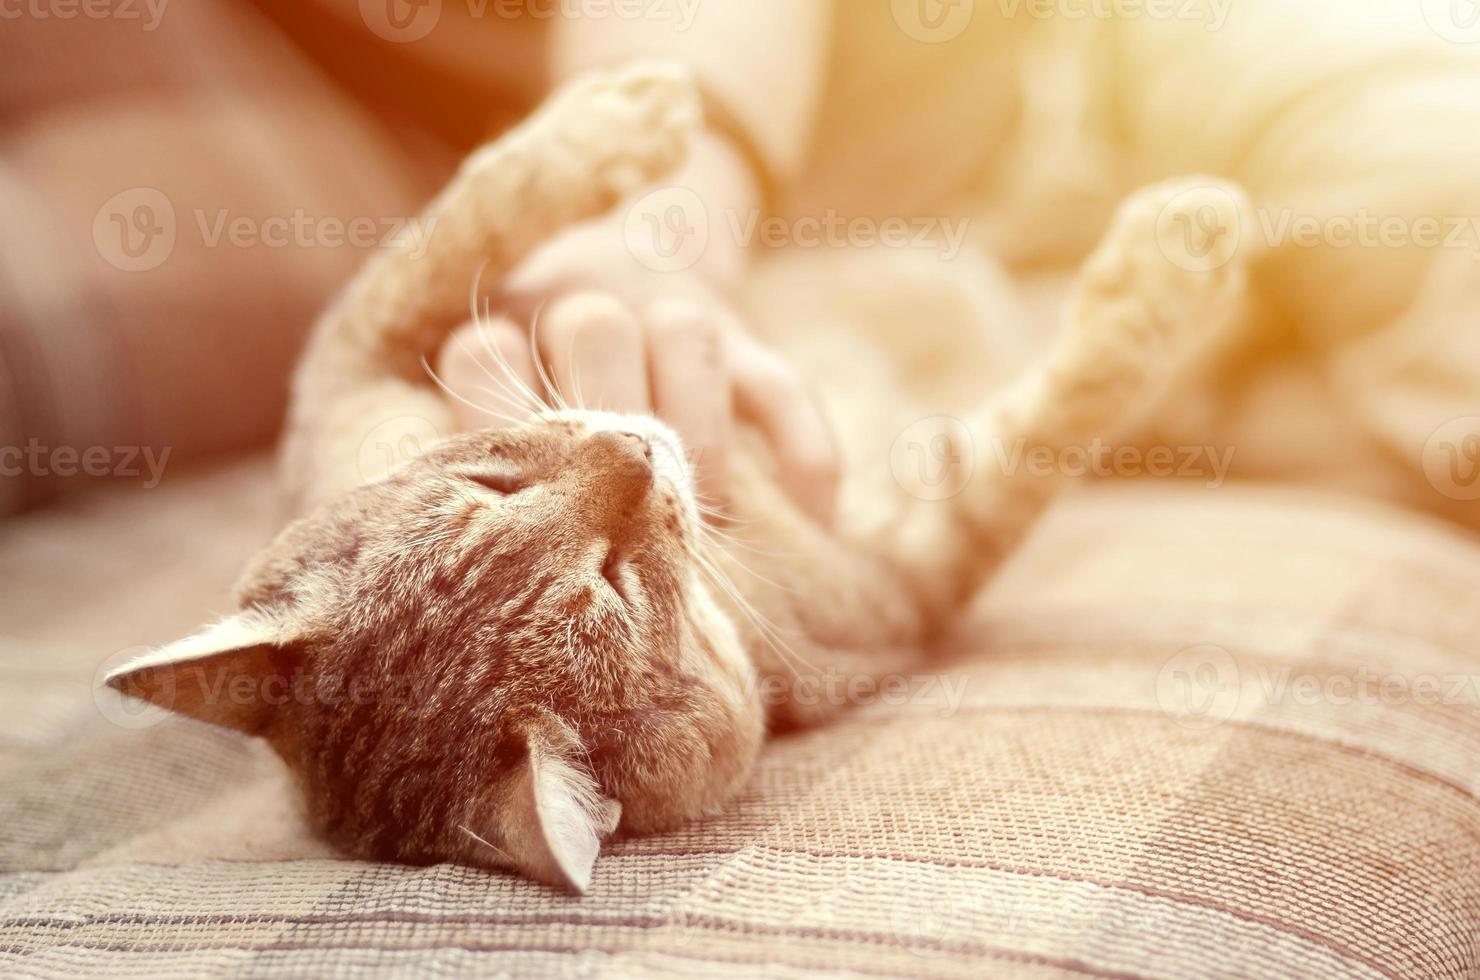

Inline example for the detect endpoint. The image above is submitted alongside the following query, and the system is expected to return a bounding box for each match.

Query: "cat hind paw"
[1139,177,1254,278]
[1075,177,1255,352]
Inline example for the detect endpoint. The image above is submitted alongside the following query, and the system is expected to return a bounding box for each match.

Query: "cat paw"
[1098,177,1253,281]
[557,59,701,143]
[1075,177,1254,351]
[460,60,700,195]
[1142,177,1253,276]
[538,60,701,193]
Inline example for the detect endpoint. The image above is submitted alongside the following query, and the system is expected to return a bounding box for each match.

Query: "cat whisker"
[421,355,530,428]
[565,335,588,412]
[474,292,547,415]
[697,516,792,562]
[693,549,818,678]
[700,535,800,594]
[470,386,543,425]
[526,301,571,413]
[457,824,514,864]
[695,506,761,528]
[465,262,547,417]
[465,313,544,418]
[720,589,815,680]
[697,520,791,560]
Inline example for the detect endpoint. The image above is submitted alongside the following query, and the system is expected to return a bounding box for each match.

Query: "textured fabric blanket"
[2,459,1476,978]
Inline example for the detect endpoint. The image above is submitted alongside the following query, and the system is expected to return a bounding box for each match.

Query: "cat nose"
[593,429,652,464]
[577,430,653,503]
[618,431,653,461]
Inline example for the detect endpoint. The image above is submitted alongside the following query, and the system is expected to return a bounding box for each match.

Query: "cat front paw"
[459,60,701,198]
[558,60,700,138]
[542,60,702,192]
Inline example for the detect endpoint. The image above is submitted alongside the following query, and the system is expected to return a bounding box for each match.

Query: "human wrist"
[682,128,762,291]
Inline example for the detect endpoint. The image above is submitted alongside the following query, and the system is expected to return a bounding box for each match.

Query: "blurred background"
[0,0,548,515]
[1,0,1479,559]
[4,0,1479,526]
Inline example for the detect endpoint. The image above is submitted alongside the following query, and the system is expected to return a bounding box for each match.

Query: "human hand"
[434,219,838,525]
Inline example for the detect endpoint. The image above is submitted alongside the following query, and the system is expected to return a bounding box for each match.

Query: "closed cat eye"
[463,472,529,495]
[600,547,629,601]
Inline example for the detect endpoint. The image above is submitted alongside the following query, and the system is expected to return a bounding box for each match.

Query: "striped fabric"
[1,461,1476,977]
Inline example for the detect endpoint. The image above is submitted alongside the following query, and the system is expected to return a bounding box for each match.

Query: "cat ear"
[103,610,303,736]
[494,731,622,894]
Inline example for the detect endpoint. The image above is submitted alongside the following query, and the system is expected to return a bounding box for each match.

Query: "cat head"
[105,411,763,892]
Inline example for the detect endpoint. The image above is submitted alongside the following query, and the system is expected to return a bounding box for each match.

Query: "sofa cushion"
[1,468,1475,978]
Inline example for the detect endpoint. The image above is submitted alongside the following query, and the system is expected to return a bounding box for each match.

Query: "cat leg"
[895,177,1257,622]
[710,180,1256,727]
[706,444,928,730]
[282,63,701,511]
